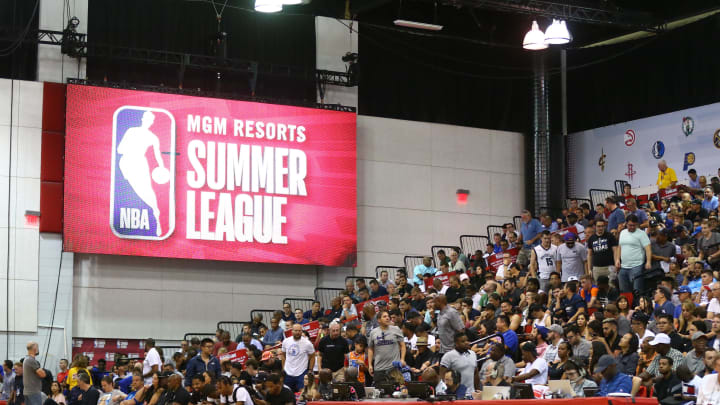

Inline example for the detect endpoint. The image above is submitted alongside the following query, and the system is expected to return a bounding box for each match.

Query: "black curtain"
[564,14,720,133]
[87,0,316,102]
[0,0,38,80]
[358,24,534,133]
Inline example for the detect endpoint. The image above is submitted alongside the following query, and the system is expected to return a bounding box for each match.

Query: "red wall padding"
[39,82,66,233]
[39,181,63,233]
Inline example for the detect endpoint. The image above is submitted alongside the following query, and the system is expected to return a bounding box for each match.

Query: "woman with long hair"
[616,295,631,320]
[300,373,321,401]
[51,381,66,405]
[616,333,639,376]
[677,300,697,339]
[631,296,653,322]
[548,342,573,380]
[576,313,590,341]
[589,341,609,376]
[145,373,163,405]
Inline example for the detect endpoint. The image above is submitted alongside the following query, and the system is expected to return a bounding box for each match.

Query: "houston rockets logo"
[624,162,636,181]
[110,106,176,240]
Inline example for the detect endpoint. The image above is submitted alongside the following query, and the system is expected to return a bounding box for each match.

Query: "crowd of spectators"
[2,167,720,404]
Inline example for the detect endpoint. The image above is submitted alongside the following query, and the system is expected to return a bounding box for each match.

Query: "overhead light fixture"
[523,20,548,50]
[255,0,282,13]
[281,0,302,4]
[544,19,571,45]
[393,19,443,31]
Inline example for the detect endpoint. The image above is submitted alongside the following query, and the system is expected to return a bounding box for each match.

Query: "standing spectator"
[368,310,405,386]
[317,323,349,382]
[605,197,626,236]
[519,210,543,267]
[656,160,678,194]
[439,333,479,394]
[1,360,15,400]
[77,373,101,405]
[184,338,221,387]
[281,324,315,392]
[22,341,46,405]
[57,359,69,385]
[142,339,162,385]
[512,342,548,385]
[555,233,587,282]
[529,231,557,293]
[435,295,464,354]
[650,229,675,278]
[586,218,618,282]
[616,214,652,294]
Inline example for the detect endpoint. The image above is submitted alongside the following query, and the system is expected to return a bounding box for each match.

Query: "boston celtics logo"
[682,116,694,137]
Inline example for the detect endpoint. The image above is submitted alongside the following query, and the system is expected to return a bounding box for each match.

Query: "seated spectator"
[682,331,709,375]
[303,301,323,322]
[250,315,267,336]
[413,257,436,286]
[442,370,466,399]
[298,374,320,402]
[653,356,682,402]
[595,355,632,396]
[615,333,639,376]
[293,308,309,325]
[548,341,572,380]
[343,367,365,399]
[369,279,388,299]
[512,342,548,385]
[214,331,238,356]
[563,358,597,397]
[262,317,284,348]
[237,330,263,352]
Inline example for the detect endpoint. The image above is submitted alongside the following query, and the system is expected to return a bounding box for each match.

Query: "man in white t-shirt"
[512,342,548,385]
[281,324,315,393]
[142,338,162,385]
[697,354,720,404]
[217,375,253,405]
[707,282,720,316]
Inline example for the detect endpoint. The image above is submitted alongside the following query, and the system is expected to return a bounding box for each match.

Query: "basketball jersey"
[534,244,557,279]
[347,351,367,383]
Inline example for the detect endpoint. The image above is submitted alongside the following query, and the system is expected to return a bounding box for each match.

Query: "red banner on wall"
[487,247,519,270]
[354,295,390,315]
[72,338,146,368]
[423,274,451,290]
[219,348,248,365]
[284,320,321,339]
[63,85,357,266]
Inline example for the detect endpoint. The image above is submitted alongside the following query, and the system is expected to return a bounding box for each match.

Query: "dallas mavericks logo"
[682,116,694,136]
[110,106,176,240]
[651,141,665,159]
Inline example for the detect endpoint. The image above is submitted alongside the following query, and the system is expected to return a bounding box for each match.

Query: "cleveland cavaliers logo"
[110,106,176,240]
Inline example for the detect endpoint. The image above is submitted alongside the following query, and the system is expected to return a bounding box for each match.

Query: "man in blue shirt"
[412,257,436,286]
[555,279,586,324]
[652,286,675,321]
[702,186,719,211]
[496,314,518,356]
[263,317,285,348]
[369,279,388,298]
[184,338,221,387]
[605,196,625,235]
[595,354,633,396]
[520,210,542,249]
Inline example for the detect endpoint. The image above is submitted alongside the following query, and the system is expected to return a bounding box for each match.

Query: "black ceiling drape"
[87,0,316,102]
[0,0,38,80]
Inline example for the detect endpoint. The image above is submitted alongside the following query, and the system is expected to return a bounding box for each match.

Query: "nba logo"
[110,106,176,240]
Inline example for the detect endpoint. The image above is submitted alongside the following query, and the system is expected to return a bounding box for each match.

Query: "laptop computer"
[548,379,574,398]
[377,383,396,397]
[511,383,534,399]
[482,386,511,400]
[583,387,599,397]
[330,383,352,401]
[406,382,432,399]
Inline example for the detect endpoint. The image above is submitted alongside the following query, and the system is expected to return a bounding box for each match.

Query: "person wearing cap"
[595,354,633,396]
[543,324,565,363]
[673,285,693,319]
[646,333,684,377]
[512,342,548,384]
[556,232,587,283]
[616,214,652,294]
[409,336,434,376]
[681,331,708,375]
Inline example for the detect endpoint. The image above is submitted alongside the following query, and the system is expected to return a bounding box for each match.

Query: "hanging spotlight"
[255,0,282,13]
[544,19,571,45]
[523,20,547,50]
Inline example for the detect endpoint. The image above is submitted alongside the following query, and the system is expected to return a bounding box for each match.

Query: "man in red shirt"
[212,331,237,356]
[57,358,69,383]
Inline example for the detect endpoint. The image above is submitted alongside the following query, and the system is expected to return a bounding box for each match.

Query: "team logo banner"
[64,85,357,266]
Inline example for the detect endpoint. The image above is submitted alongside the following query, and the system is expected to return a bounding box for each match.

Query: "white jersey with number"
[534,244,558,279]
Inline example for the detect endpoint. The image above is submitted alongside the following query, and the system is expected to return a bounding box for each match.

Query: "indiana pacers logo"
[110,106,176,240]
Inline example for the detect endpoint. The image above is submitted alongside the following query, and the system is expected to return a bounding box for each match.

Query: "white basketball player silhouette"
[117,111,166,236]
